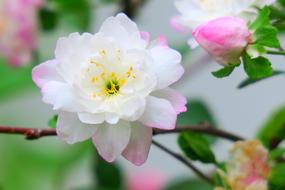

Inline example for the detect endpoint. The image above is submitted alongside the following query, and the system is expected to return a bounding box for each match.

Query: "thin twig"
[152,140,213,185]
[0,126,56,140]
[154,122,244,142]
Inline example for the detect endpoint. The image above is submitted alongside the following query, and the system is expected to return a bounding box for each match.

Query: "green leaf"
[178,132,216,164]
[257,106,285,148]
[164,179,212,190]
[269,163,285,190]
[39,8,58,31]
[238,70,285,89]
[95,156,123,189]
[51,0,92,31]
[249,7,271,30]
[177,100,217,127]
[48,115,58,128]
[242,53,273,79]
[254,25,280,48]
[177,100,218,143]
[270,148,285,160]
[212,65,236,78]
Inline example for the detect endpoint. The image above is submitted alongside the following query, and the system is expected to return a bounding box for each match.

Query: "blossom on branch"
[192,17,252,66]
[32,13,186,165]
[172,0,276,31]
[216,140,270,190]
[0,0,42,67]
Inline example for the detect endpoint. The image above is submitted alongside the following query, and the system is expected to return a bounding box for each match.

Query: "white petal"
[116,13,140,36]
[117,96,146,121]
[99,14,145,49]
[32,59,63,88]
[123,122,152,166]
[55,33,94,82]
[56,112,97,144]
[139,96,177,130]
[152,88,187,114]
[149,46,184,89]
[92,120,131,162]
[105,113,120,124]
[41,81,83,112]
[78,113,105,124]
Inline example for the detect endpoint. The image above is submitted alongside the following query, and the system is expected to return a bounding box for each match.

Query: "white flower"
[32,13,186,165]
[172,0,276,30]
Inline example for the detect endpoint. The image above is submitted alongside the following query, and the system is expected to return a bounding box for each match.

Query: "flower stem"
[152,140,213,185]
[267,50,285,56]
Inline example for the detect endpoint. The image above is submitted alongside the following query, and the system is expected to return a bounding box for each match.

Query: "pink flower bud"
[192,17,251,66]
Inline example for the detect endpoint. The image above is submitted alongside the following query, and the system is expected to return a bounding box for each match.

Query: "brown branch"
[153,122,244,142]
[152,140,213,185]
[0,126,56,140]
[0,122,244,142]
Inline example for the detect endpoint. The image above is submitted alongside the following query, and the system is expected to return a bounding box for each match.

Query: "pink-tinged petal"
[140,31,150,43]
[156,35,168,47]
[122,123,152,166]
[56,112,97,144]
[78,113,105,125]
[92,120,131,162]
[139,96,177,130]
[41,81,83,112]
[32,59,63,88]
[170,16,191,33]
[149,46,184,89]
[152,88,187,114]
